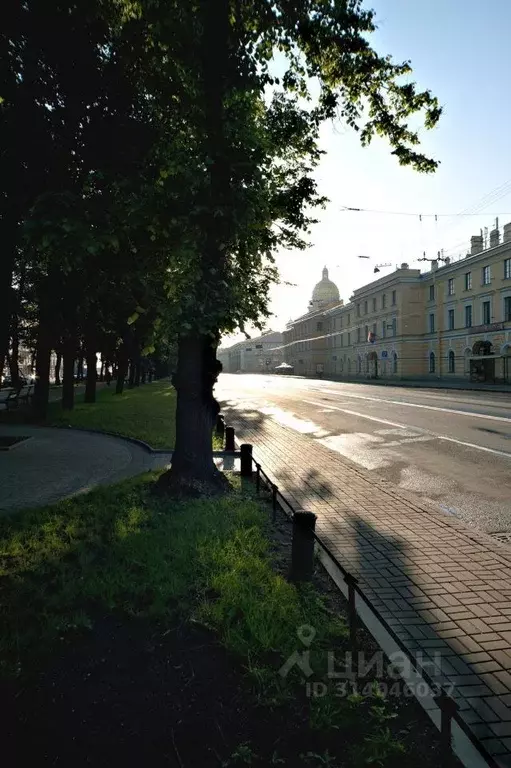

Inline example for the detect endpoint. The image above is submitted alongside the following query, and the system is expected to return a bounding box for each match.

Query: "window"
[317,322,323,331]
[340,334,344,347]
[372,322,377,337]
[429,352,436,373]
[255,344,263,349]
[482,301,491,325]
[448,350,455,374]
[332,355,337,361]
[429,284,435,301]
[465,305,472,328]
[429,313,435,333]
[483,265,491,285]
[448,309,455,330]
[357,327,361,342]
[505,259,511,280]
[357,356,362,373]
[465,272,472,291]
[392,290,397,306]
[356,304,361,317]
[372,298,377,312]
[347,313,351,325]
[393,352,398,374]
[448,278,455,296]
[382,294,387,309]
[505,297,511,322]
[245,347,252,351]
[364,325,369,342]
[392,318,397,336]
[382,321,386,339]
[347,332,351,346]
[364,300,368,315]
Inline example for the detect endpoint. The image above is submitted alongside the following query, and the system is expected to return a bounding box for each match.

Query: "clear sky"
[224,0,511,344]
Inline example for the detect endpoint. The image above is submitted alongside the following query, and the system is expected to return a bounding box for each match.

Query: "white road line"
[312,390,511,424]
[303,399,511,459]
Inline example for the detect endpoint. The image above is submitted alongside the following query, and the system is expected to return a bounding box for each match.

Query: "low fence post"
[216,414,225,438]
[290,511,317,583]
[434,688,458,766]
[255,462,261,494]
[271,483,278,523]
[240,444,253,477]
[344,572,358,676]
[225,426,235,452]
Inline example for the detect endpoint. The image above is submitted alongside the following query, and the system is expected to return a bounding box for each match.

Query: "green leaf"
[127,312,139,325]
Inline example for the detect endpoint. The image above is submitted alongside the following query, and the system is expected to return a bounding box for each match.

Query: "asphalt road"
[216,373,511,537]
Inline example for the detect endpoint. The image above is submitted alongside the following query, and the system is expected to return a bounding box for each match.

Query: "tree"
[151,0,441,492]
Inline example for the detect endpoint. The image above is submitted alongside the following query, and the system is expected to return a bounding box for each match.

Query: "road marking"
[310,390,511,424]
[303,399,511,459]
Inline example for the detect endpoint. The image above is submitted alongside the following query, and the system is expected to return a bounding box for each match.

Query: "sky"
[224,0,511,344]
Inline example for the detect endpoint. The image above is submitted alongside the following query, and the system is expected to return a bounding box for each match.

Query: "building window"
[504,258,511,279]
[429,284,435,301]
[393,352,398,374]
[372,298,377,312]
[245,347,252,351]
[392,290,397,305]
[347,332,351,346]
[392,318,397,336]
[429,313,435,333]
[429,352,436,373]
[448,350,455,373]
[364,325,369,341]
[340,334,344,347]
[448,278,455,296]
[372,322,377,337]
[483,265,491,285]
[364,300,368,315]
[448,309,455,330]
[465,305,472,328]
[482,301,491,325]
[347,313,351,325]
[357,327,361,342]
[356,304,360,317]
[332,355,337,361]
[317,322,323,331]
[357,356,362,373]
[382,321,386,339]
[255,344,263,349]
[465,272,472,291]
[382,294,387,309]
[505,297,511,322]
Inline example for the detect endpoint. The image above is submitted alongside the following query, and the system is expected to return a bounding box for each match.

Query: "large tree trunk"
[158,334,222,492]
[128,362,135,388]
[134,362,141,387]
[62,338,76,410]
[54,351,62,386]
[0,224,16,388]
[115,344,128,395]
[159,0,230,493]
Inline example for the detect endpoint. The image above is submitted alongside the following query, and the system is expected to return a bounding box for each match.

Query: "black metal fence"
[220,426,499,768]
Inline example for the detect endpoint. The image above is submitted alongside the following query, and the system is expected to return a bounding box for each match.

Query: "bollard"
[290,511,317,583]
[344,573,359,665]
[240,444,253,477]
[434,688,458,766]
[225,426,235,452]
[271,483,278,523]
[216,414,225,438]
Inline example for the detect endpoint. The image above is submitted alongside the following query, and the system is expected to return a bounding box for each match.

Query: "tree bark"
[62,338,76,410]
[128,362,135,387]
[115,345,128,395]
[158,334,222,492]
[54,351,62,386]
[99,359,105,382]
[0,225,16,389]
[134,362,141,387]
[77,355,84,381]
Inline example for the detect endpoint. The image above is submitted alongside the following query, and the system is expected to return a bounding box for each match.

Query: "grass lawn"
[47,381,177,448]
[0,473,451,768]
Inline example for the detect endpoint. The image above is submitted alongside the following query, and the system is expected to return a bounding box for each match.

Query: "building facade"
[218,228,511,384]
[218,330,284,374]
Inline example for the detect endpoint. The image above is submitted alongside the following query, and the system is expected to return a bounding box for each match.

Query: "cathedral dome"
[309,267,340,311]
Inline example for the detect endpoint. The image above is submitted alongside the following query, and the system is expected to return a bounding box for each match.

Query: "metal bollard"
[271,483,278,523]
[225,426,235,452]
[344,572,358,663]
[216,414,225,437]
[240,444,253,477]
[290,511,317,583]
[434,688,458,766]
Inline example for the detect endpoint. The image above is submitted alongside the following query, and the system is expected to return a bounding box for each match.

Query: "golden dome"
[309,267,340,309]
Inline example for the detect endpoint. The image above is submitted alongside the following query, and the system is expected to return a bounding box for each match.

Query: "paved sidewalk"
[223,403,511,766]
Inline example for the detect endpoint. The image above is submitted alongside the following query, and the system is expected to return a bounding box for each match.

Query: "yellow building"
[278,226,511,384]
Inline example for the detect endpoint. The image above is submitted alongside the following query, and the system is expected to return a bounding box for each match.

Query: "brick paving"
[223,404,511,766]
